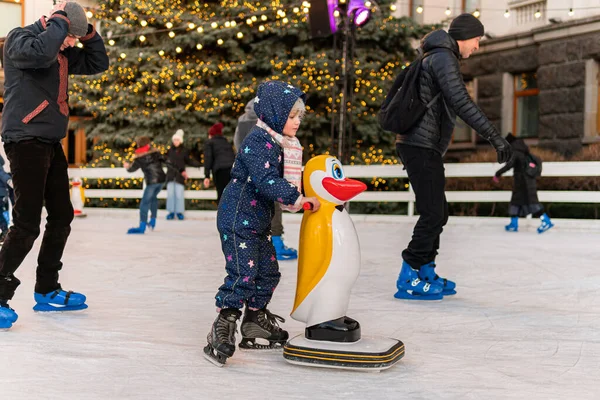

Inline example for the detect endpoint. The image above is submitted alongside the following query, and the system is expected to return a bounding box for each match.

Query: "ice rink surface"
[1,210,599,400]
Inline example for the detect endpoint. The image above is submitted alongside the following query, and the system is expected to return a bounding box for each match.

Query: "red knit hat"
[209,122,224,137]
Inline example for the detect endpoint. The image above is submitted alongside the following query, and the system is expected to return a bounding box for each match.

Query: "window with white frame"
[513,72,539,138]
[462,0,480,13]
[510,0,547,26]
[584,60,600,140]
[451,80,477,146]
[0,0,23,37]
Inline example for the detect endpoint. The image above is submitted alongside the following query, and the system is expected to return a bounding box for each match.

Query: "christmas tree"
[71,0,432,164]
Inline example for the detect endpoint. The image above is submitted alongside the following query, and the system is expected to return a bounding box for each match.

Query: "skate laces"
[259,309,285,331]
[217,313,238,343]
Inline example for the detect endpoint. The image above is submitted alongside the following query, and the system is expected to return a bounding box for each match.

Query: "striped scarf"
[256,119,303,212]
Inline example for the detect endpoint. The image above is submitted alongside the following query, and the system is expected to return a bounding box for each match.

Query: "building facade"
[393,0,600,157]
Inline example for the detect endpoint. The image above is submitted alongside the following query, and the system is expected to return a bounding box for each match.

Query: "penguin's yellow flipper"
[291,204,335,314]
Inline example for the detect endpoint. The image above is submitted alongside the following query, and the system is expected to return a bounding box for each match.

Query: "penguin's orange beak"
[322,177,367,202]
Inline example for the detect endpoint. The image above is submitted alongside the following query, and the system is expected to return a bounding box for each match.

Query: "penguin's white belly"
[293,209,361,327]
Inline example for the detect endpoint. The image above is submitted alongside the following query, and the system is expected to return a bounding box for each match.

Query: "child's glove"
[492,176,500,183]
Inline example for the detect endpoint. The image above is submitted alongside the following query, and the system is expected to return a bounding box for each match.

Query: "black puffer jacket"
[127,150,167,185]
[203,136,235,179]
[396,30,500,155]
[2,14,109,144]
[495,139,539,206]
[166,146,200,185]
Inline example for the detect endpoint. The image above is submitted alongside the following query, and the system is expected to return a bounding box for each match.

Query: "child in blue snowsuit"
[204,81,320,366]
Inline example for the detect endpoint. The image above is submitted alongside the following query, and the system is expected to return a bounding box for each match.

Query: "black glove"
[488,135,512,164]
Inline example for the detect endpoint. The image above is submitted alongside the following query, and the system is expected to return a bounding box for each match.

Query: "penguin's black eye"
[332,163,344,180]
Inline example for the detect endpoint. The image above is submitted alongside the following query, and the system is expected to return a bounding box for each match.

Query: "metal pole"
[330,31,339,156]
[337,16,348,162]
[346,17,357,165]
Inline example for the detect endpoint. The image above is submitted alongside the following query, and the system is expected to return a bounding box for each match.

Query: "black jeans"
[0,140,74,300]
[270,204,284,237]
[396,144,449,270]
[214,168,231,203]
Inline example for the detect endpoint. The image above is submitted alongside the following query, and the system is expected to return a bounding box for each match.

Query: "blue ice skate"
[148,218,156,230]
[505,216,518,232]
[176,213,185,220]
[127,221,146,234]
[394,261,444,300]
[33,289,88,312]
[166,213,175,220]
[0,302,18,329]
[272,236,297,260]
[418,262,456,295]
[537,213,554,234]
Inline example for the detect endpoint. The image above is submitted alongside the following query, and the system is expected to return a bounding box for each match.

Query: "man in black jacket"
[0,1,109,328]
[394,13,512,301]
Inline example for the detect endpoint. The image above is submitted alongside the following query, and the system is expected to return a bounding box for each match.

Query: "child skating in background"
[165,129,200,220]
[204,80,320,366]
[494,133,554,233]
[124,136,180,234]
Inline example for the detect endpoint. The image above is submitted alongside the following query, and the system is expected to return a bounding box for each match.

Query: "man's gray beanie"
[64,2,89,37]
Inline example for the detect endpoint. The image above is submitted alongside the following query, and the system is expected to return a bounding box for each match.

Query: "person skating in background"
[203,122,235,203]
[494,133,553,233]
[233,98,299,260]
[165,129,200,221]
[204,80,320,366]
[124,136,178,234]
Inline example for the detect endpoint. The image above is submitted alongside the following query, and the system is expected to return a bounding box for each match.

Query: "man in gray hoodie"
[233,98,298,260]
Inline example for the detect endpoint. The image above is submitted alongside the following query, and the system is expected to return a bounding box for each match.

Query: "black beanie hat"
[448,13,484,41]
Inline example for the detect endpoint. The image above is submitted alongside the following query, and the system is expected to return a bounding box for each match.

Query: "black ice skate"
[239,307,289,350]
[203,308,242,367]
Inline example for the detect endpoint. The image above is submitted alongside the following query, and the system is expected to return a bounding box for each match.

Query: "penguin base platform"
[283,335,404,371]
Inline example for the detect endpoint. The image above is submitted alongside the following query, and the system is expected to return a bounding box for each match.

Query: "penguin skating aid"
[283,156,404,371]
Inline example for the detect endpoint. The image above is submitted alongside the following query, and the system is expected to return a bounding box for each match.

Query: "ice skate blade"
[283,335,404,371]
[203,345,227,367]
[537,224,554,234]
[276,255,297,261]
[239,338,286,350]
[393,290,443,300]
[442,289,457,296]
[33,303,88,312]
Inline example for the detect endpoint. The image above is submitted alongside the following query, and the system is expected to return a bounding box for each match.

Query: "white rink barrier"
[68,162,600,216]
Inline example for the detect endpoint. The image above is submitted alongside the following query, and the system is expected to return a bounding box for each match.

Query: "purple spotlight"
[327,0,372,33]
[353,7,370,26]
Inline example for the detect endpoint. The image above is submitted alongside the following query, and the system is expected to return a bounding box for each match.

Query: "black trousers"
[270,204,284,237]
[0,140,74,300]
[396,144,449,269]
[214,168,231,203]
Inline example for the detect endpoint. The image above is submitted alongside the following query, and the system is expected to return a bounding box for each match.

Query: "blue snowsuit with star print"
[215,81,305,310]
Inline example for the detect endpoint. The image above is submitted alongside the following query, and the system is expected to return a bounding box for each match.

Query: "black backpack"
[524,152,542,178]
[378,49,447,135]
